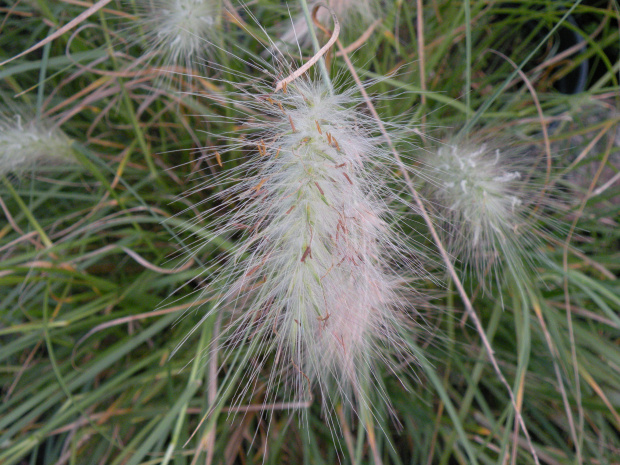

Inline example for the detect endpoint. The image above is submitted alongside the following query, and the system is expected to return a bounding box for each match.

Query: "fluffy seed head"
[179,64,419,417]
[423,141,541,282]
[0,114,74,175]
[134,0,221,74]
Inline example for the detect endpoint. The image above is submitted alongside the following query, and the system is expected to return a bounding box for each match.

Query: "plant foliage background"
[0,0,619,464]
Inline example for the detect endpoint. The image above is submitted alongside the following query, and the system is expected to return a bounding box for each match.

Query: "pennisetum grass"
[172,12,425,431]
[1,0,619,464]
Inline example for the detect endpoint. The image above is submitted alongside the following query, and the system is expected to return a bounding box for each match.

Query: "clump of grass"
[0,0,618,464]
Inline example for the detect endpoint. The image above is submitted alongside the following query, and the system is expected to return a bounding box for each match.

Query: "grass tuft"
[0,1,618,464]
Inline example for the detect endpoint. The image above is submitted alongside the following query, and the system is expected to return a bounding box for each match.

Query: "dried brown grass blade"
[0,0,113,67]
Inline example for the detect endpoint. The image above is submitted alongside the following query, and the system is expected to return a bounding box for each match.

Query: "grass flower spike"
[0,113,73,175]
[186,66,417,416]
[423,141,541,283]
[134,0,221,75]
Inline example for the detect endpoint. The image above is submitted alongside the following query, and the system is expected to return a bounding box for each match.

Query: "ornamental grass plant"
[0,1,619,464]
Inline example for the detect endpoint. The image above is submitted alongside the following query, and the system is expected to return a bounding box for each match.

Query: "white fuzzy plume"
[133,0,221,73]
[180,66,418,415]
[423,142,541,282]
[0,113,73,175]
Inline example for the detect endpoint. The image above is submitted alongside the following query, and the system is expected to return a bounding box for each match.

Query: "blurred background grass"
[0,0,619,464]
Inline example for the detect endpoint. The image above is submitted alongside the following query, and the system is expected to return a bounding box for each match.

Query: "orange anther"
[301,245,312,262]
[315,120,322,134]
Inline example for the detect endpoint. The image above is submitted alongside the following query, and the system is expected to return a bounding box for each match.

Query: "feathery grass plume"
[421,138,547,286]
[0,112,74,175]
[176,51,423,424]
[131,0,222,79]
